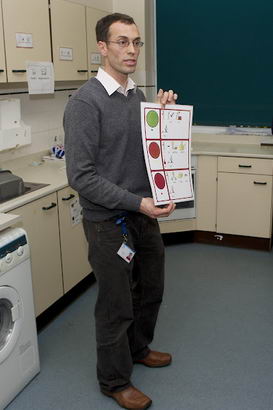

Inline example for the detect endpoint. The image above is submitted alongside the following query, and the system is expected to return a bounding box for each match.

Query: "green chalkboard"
[156,0,273,127]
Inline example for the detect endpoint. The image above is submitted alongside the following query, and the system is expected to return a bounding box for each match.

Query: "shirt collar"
[96,67,136,96]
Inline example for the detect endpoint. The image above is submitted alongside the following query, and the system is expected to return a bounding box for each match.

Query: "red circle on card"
[154,173,165,189]
[149,142,160,159]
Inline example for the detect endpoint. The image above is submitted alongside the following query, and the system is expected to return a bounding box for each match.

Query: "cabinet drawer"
[218,156,273,175]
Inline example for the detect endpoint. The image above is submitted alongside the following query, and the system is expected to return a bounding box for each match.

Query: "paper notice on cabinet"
[26,61,54,94]
[70,197,83,226]
[90,52,101,64]
[59,47,73,61]
[141,102,194,205]
[16,33,33,48]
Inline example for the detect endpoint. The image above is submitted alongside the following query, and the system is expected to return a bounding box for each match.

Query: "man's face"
[99,21,141,81]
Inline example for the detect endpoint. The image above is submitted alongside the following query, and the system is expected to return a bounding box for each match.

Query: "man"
[64,13,177,410]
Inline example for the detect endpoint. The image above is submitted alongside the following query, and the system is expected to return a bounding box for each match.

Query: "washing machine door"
[0,286,23,364]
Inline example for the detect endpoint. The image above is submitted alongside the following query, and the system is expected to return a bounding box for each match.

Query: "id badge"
[117,242,135,263]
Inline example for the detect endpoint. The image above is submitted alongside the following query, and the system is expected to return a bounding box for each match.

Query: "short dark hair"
[96,13,135,42]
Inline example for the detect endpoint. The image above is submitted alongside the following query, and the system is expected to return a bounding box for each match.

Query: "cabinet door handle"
[0,69,4,72]
[12,69,27,73]
[77,70,88,73]
[62,194,75,201]
[238,164,252,168]
[42,202,57,210]
[91,70,98,73]
[253,181,267,185]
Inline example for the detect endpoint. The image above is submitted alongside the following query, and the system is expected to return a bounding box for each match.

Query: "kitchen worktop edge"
[0,152,68,213]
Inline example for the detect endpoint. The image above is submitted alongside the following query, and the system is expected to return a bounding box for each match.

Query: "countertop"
[191,132,273,158]
[0,213,22,231]
[192,141,273,158]
[0,157,68,214]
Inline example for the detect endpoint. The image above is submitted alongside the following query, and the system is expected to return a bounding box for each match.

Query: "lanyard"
[116,214,128,243]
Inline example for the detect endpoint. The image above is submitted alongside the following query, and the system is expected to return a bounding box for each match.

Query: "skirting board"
[194,231,272,251]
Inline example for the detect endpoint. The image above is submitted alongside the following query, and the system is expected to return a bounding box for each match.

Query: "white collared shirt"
[96,67,136,96]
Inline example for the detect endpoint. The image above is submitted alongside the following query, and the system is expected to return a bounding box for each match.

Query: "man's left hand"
[156,89,178,106]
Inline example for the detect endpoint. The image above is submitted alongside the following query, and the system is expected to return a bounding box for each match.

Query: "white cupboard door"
[217,172,273,238]
[196,155,217,231]
[0,1,6,82]
[57,187,91,293]
[2,0,51,83]
[8,193,63,317]
[51,0,88,81]
[86,7,107,78]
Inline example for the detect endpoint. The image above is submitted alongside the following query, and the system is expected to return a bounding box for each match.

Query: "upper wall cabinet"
[2,0,51,83]
[86,7,107,78]
[0,3,6,82]
[50,0,88,81]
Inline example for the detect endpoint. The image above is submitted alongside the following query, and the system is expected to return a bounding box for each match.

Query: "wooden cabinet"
[7,188,91,316]
[86,7,107,78]
[195,154,273,241]
[8,193,63,316]
[0,2,6,82]
[216,156,273,238]
[218,156,273,175]
[2,0,51,82]
[50,0,88,81]
[196,155,217,231]
[0,0,108,83]
[57,187,90,293]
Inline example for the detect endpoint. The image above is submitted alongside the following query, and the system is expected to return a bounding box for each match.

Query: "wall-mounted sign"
[59,47,73,61]
[27,61,54,94]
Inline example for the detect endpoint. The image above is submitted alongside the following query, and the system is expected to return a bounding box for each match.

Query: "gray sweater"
[64,77,152,222]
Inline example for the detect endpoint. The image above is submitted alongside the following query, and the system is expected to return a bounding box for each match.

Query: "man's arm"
[140,198,175,218]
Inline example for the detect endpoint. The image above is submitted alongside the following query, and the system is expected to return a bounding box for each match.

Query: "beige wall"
[0,89,72,162]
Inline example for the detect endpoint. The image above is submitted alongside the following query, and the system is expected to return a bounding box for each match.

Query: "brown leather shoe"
[102,385,152,410]
[134,350,172,368]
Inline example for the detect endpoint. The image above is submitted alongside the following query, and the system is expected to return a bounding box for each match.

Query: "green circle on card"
[146,110,159,128]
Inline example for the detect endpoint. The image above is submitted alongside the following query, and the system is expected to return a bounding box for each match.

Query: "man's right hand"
[139,197,176,219]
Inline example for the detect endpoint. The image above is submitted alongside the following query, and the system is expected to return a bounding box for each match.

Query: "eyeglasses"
[106,39,144,48]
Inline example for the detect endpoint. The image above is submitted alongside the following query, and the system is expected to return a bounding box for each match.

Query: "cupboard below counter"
[196,154,273,249]
[7,186,90,317]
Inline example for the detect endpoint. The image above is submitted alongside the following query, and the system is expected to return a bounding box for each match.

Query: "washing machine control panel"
[0,227,30,276]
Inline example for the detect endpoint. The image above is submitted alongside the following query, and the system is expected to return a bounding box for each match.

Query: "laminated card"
[141,102,194,205]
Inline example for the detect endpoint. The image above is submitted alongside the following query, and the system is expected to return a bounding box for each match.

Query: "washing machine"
[0,227,40,410]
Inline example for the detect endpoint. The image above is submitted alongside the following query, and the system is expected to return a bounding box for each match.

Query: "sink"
[0,181,49,204]
[23,181,49,194]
